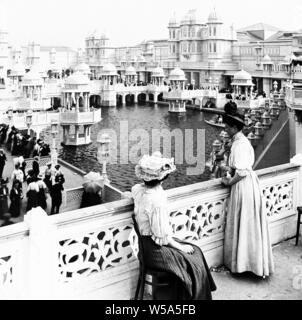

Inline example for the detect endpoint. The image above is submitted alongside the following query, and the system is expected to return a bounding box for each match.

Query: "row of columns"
[23,85,43,100]
[233,85,254,97]
[151,76,164,86]
[170,80,185,90]
[63,92,90,111]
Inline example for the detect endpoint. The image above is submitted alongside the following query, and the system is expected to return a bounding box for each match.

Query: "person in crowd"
[24,136,36,158]
[50,176,64,215]
[0,149,7,179]
[32,140,41,157]
[0,124,9,144]
[54,164,65,185]
[37,174,47,210]
[221,101,274,278]
[44,162,53,191]
[32,156,40,177]
[0,212,14,227]
[11,163,24,186]
[9,180,22,218]
[131,152,216,299]
[19,156,26,182]
[80,186,102,208]
[39,142,50,157]
[0,178,9,218]
[26,169,36,185]
[26,178,39,212]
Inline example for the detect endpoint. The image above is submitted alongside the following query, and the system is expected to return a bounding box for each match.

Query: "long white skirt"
[223,171,275,277]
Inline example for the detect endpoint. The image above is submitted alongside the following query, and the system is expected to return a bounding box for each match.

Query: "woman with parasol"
[80,172,102,208]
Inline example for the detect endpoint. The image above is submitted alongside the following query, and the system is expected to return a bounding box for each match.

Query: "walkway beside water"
[1,145,85,223]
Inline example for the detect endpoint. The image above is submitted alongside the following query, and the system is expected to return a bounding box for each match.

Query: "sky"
[1,0,302,49]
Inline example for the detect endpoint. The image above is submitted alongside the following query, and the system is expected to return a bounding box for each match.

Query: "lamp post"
[50,119,58,166]
[26,109,33,136]
[97,133,111,184]
[7,107,13,126]
[273,81,278,94]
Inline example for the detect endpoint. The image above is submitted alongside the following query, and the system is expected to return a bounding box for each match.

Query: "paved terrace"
[1,145,85,223]
[143,238,302,300]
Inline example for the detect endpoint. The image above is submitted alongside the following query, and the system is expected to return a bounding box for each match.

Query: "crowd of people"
[0,146,65,226]
[0,124,50,158]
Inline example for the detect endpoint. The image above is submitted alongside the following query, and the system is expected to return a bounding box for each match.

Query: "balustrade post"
[290,154,302,207]
[24,207,58,299]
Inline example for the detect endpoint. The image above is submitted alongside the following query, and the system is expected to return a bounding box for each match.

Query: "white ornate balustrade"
[0,110,101,130]
[0,162,301,299]
[60,109,102,125]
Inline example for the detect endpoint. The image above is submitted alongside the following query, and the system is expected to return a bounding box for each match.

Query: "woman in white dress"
[221,102,274,277]
[131,152,216,299]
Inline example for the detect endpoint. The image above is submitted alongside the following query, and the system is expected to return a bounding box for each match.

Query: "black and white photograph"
[0,0,301,304]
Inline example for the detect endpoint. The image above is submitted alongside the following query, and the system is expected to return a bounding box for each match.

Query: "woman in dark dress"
[26,180,39,212]
[9,180,22,218]
[131,152,216,300]
[37,174,47,210]
[0,178,9,218]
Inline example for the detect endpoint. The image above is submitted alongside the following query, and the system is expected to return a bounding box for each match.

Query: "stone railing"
[59,109,102,125]
[0,161,301,299]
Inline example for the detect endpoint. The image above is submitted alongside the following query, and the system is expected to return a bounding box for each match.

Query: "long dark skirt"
[38,189,47,210]
[9,198,21,217]
[141,236,216,300]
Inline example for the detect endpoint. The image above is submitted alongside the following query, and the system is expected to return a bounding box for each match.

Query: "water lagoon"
[56,103,219,191]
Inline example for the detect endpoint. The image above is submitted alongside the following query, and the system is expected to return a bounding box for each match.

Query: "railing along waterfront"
[0,161,301,299]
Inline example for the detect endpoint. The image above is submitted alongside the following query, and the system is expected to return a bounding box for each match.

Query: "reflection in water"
[55,104,220,192]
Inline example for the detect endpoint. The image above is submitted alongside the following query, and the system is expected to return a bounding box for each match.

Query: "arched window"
[173,30,175,39]
[214,42,217,53]
[213,27,216,36]
[209,27,211,36]
[209,42,212,52]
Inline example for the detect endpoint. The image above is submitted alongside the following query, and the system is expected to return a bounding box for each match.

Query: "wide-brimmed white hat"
[135,151,176,182]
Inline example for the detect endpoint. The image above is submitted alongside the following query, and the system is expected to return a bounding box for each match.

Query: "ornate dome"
[169,14,178,26]
[208,8,221,23]
[10,62,25,77]
[231,69,254,86]
[152,67,165,78]
[125,66,137,76]
[169,67,186,81]
[65,71,90,86]
[74,62,90,75]
[262,55,273,64]
[22,67,43,86]
[233,69,252,81]
[102,63,117,76]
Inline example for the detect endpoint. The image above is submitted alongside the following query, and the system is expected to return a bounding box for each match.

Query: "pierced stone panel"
[170,198,228,241]
[64,188,84,206]
[58,224,135,282]
[0,256,13,287]
[262,181,293,217]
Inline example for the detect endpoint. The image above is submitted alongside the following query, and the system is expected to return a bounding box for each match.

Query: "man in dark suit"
[50,176,64,215]
[32,156,40,178]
